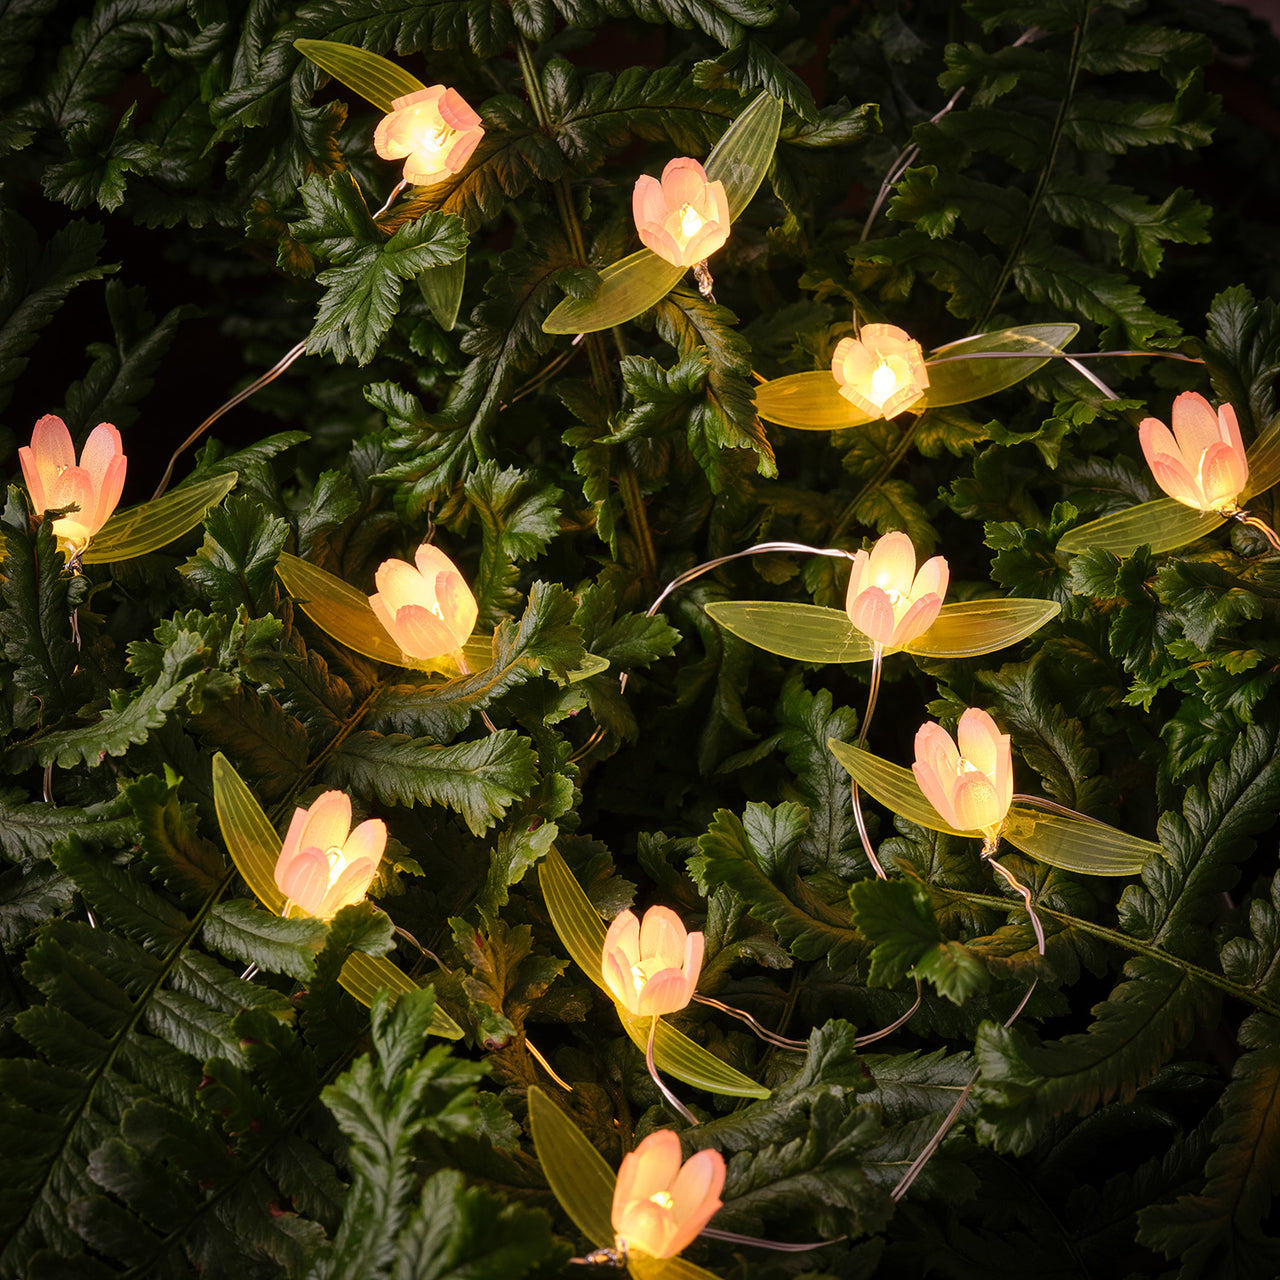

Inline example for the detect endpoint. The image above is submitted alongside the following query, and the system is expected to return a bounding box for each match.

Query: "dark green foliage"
[1,0,1278,1275]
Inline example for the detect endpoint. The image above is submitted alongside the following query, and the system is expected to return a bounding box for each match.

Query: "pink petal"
[1199,440,1247,507]
[30,415,75,473]
[619,1130,682,1204]
[682,928,704,989]
[79,423,123,487]
[603,909,641,968]
[659,158,710,208]
[91,454,127,534]
[911,554,949,603]
[1170,391,1225,462]
[636,968,693,1016]
[1218,401,1246,462]
[17,446,47,512]
[392,604,460,659]
[602,949,638,1013]
[866,531,917,594]
[1149,455,1203,508]
[848,588,896,645]
[956,708,1003,777]
[891,593,942,648]
[318,858,377,917]
[299,791,352,856]
[275,846,329,913]
[374,556,425,612]
[438,87,481,131]
[638,905,687,968]
[279,806,310,866]
[342,817,387,868]
[951,771,1003,832]
[636,224,687,267]
[633,174,669,229]
[433,572,478,643]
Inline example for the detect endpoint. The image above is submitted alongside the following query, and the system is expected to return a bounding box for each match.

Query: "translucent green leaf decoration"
[706,597,1060,663]
[527,1087,722,1280]
[417,256,466,331]
[79,473,238,564]
[293,38,426,113]
[1055,499,1226,557]
[539,847,770,1098]
[827,740,1154,876]
[527,1086,617,1251]
[211,753,463,1036]
[1058,409,1280,556]
[543,91,783,335]
[276,551,486,676]
[755,323,1080,429]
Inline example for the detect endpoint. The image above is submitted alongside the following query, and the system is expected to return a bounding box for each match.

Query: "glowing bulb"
[679,202,704,239]
[649,1192,674,1210]
[631,964,647,994]
[870,360,899,406]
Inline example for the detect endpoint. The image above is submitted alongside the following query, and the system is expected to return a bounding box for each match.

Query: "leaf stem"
[975,16,1087,331]
[513,34,656,582]
[830,412,924,542]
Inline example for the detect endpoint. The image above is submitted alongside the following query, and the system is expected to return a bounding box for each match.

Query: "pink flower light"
[18,415,126,553]
[831,324,930,419]
[601,906,704,1019]
[1138,391,1248,514]
[913,707,1013,839]
[373,86,484,187]
[368,542,478,661]
[274,791,386,920]
[845,531,948,649]
[611,1130,725,1259]
[632,158,731,268]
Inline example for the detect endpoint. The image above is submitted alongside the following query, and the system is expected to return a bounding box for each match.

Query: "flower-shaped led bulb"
[368,542,478,661]
[19,415,126,553]
[632,158,730,268]
[373,86,484,187]
[274,791,386,920]
[612,1130,725,1260]
[845,531,948,649]
[831,324,930,419]
[1138,391,1248,514]
[913,708,1013,839]
[601,906,704,1019]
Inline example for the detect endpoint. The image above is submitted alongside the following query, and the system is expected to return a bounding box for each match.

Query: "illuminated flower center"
[630,963,647,994]
[649,1192,674,1210]
[870,359,899,406]
[423,124,455,156]
[679,202,704,238]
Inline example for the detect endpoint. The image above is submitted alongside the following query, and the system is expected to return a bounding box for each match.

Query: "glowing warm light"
[368,542,478,661]
[632,158,730,268]
[845,531,949,649]
[1138,391,1248,514]
[373,86,484,187]
[18,415,126,555]
[912,708,1013,839]
[601,906,704,1018]
[274,791,386,920]
[611,1130,725,1259]
[831,324,930,419]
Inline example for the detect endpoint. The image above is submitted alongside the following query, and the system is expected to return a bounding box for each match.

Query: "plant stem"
[513,33,656,582]
[975,17,1087,332]
[830,413,924,542]
[939,885,1280,1018]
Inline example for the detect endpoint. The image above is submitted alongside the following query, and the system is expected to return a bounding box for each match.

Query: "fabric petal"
[891,593,942,648]
[79,424,123,489]
[956,708,1002,778]
[30,415,75,473]
[951,771,1002,833]
[318,858,377,917]
[1199,440,1248,507]
[635,968,691,1016]
[866,531,916,593]
[1170,390,1226,462]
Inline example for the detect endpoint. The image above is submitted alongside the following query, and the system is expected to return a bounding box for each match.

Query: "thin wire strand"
[699,1227,839,1252]
[371,178,409,220]
[1235,511,1280,551]
[890,978,1037,1201]
[645,1016,699,1125]
[152,340,309,500]
[985,850,1047,956]
[852,979,923,1048]
[526,1038,574,1091]
[850,643,887,878]
[861,28,1044,244]
[568,542,856,765]
[693,994,809,1050]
